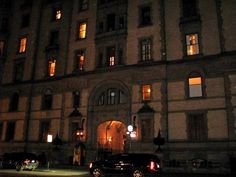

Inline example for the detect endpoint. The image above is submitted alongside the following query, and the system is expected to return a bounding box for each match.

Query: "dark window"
[71,122,79,141]
[140,6,151,26]
[14,62,24,82]
[75,50,85,71]
[141,119,152,142]
[182,0,197,17]
[107,14,115,32]
[187,113,207,141]
[97,52,103,67]
[0,18,8,31]
[140,38,152,61]
[9,92,19,112]
[98,21,104,33]
[119,16,125,29]
[73,91,80,108]
[39,121,50,142]
[79,0,88,11]
[107,46,115,66]
[5,122,15,142]
[21,13,30,28]
[0,122,3,141]
[0,40,5,56]
[118,90,126,104]
[42,89,53,110]
[98,92,105,105]
[49,31,59,45]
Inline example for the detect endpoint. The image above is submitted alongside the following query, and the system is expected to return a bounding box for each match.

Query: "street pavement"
[0,167,234,177]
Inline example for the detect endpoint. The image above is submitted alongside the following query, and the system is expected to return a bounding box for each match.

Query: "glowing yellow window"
[48,60,56,77]
[142,85,151,101]
[19,37,27,53]
[186,34,199,56]
[55,10,62,20]
[188,77,202,97]
[79,22,87,39]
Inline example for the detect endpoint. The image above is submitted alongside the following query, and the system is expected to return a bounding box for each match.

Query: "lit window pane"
[79,22,87,39]
[189,77,202,97]
[48,60,56,77]
[109,56,115,66]
[142,85,151,101]
[19,37,27,53]
[56,10,62,20]
[186,34,199,56]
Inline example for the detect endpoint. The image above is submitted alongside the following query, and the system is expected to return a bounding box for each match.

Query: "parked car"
[1,152,39,171]
[89,153,161,177]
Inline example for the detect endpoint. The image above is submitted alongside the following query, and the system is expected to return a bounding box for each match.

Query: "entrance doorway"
[97,121,126,153]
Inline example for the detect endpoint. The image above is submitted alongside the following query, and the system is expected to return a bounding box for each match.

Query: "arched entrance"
[97,121,126,153]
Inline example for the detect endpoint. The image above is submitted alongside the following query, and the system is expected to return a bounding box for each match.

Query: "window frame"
[76,20,87,40]
[42,89,53,110]
[186,72,205,99]
[78,0,89,12]
[186,112,207,142]
[18,36,27,54]
[39,121,51,142]
[74,49,86,71]
[139,37,152,62]
[13,60,25,82]
[52,6,62,21]
[5,121,16,142]
[141,84,151,102]
[185,33,200,56]
[139,4,152,27]
[9,92,19,112]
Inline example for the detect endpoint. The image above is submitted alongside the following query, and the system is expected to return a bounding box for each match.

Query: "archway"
[97,121,126,153]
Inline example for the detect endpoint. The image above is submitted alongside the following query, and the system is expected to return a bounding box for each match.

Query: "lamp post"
[47,134,53,170]
[126,124,137,152]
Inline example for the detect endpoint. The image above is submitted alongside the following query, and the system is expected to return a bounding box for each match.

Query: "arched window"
[188,72,203,98]
[97,88,127,106]
[42,89,53,110]
[9,92,19,112]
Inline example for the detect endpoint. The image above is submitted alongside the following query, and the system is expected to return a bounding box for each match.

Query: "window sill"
[182,53,203,60]
[179,15,201,25]
[138,23,153,28]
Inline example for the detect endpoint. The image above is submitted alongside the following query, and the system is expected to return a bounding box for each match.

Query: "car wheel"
[133,169,144,177]
[16,164,23,171]
[92,168,104,177]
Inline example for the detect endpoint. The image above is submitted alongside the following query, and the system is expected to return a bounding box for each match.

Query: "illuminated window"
[186,34,199,56]
[0,40,5,56]
[188,76,202,97]
[75,50,85,71]
[19,37,27,53]
[78,21,87,39]
[140,38,152,61]
[107,46,115,66]
[55,10,61,20]
[142,85,151,101]
[48,59,56,77]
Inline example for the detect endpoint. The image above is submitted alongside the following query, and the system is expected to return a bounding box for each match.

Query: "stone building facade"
[0,0,236,168]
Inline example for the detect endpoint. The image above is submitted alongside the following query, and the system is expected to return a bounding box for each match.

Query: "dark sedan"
[89,153,161,177]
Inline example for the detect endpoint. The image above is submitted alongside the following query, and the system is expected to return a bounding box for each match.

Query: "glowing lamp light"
[127,125,133,132]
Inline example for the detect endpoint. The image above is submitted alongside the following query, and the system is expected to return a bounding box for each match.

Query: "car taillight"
[148,161,160,171]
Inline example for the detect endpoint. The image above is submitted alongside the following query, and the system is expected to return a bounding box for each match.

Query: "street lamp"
[47,134,53,170]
